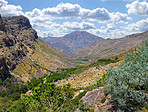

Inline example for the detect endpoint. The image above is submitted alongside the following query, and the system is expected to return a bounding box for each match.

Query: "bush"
[10,92,20,101]
[0,90,8,97]
[105,41,148,112]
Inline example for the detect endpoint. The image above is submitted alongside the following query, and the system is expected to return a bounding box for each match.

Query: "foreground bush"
[105,41,148,112]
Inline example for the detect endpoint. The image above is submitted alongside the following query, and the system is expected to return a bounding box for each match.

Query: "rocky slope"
[73,31,148,61]
[42,31,103,56]
[0,15,75,82]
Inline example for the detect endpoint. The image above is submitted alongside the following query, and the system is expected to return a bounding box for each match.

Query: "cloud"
[111,12,132,24]
[126,1,148,16]
[25,3,131,25]
[126,18,148,32]
[0,0,24,16]
[62,21,96,30]
[25,8,42,18]
[88,25,129,39]
[34,21,96,37]
[42,3,111,21]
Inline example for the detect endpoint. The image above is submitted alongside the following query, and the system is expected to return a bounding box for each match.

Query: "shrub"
[0,90,8,97]
[101,97,106,103]
[105,41,148,112]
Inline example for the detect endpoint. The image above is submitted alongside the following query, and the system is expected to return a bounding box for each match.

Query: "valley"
[0,15,147,112]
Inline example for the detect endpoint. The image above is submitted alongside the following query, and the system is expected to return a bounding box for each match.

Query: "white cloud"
[42,3,111,21]
[23,3,131,37]
[25,3,130,23]
[126,1,148,16]
[87,23,129,39]
[126,18,148,31]
[62,21,96,30]
[0,0,24,16]
[25,8,42,18]
[111,12,132,24]
[35,21,96,37]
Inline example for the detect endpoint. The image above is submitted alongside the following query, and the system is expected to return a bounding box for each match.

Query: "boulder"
[81,87,118,112]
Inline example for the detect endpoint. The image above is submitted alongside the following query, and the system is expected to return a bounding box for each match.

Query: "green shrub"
[101,97,106,103]
[0,90,8,97]
[10,92,20,101]
[105,41,148,112]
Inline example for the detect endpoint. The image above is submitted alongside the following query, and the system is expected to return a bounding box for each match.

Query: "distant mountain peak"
[73,31,148,61]
[63,31,100,38]
[43,31,104,56]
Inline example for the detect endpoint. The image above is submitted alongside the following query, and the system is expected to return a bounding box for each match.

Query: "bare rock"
[81,87,105,106]
[81,87,118,112]
[2,15,32,34]
[0,14,6,32]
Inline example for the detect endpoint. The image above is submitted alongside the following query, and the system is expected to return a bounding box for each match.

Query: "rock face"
[81,87,105,106]
[2,15,32,34]
[0,14,6,32]
[81,87,118,112]
[0,16,36,76]
[43,31,103,56]
[0,57,11,81]
[0,15,75,82]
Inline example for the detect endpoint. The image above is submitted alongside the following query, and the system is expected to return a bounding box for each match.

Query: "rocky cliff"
[0,15,75,82]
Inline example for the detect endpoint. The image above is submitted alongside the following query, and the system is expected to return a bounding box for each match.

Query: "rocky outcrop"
[0,57,11,81]
[0,14,6,32]
[81,87,105,106]
[81,87,118,112]
[2,15,32,34]
[0,16,39,82]
[0,15,76,82]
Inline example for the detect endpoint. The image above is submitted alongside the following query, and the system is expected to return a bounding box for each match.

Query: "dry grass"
[56,62,120,88]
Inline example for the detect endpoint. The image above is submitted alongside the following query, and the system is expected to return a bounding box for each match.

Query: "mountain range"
[73,31,148,61]
[42,31,103,56]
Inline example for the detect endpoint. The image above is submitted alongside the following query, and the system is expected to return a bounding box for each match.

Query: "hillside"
[42,31,103,56]
[0,15,75,82]
[73,31,148,61]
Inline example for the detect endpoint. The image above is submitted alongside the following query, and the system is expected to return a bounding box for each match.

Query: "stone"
[81,87,105,106]
[81,87,118,112]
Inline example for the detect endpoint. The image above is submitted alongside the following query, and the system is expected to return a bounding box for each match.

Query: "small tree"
[105,41,148,111]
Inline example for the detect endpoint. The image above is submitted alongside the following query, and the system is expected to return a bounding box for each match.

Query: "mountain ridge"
[42,31,104,56]
[73,30,148,61]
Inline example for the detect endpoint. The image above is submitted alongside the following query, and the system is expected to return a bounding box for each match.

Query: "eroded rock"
[81,87,118,112]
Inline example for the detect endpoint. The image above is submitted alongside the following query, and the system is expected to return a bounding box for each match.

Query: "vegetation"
[0,77,28,112]
[74,59,118,74]
[0,67,79,111]
[6,81,87,111]
[105,41,148,111]
[1,41,147,111]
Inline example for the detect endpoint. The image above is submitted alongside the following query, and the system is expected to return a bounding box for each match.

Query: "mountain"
[0,15,75,82]
[42,31,104,56]
[73,31,148,61]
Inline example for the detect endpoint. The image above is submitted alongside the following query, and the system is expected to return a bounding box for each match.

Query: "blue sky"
[0,0,148,38]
